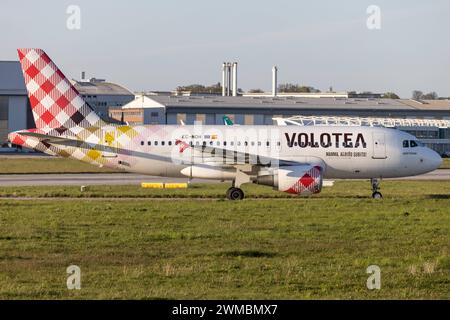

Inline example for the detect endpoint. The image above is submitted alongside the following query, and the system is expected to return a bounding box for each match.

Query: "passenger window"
[410,140,418,148]
[244,141,248,146]
[148,141,151,146]
[141,141,144,146]
[403,140,409,148]
[154,141,158,146]
[168,141,172,146]
[266,141,270,147]
[216,141,220,146]
[223,141,227,146]
[161,141,165,146]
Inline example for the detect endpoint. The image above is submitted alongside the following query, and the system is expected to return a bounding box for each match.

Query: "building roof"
[72,80,134,96]
[0,61,27,95]
[130,95,450,112]
[398,99,450,111]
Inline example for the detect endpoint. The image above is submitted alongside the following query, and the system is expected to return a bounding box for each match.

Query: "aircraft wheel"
[226,187,233,199]
[227,188,244,200]
[372,191,383,199]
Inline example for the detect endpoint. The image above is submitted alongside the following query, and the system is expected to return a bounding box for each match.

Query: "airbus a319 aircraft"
[9,49,442,200]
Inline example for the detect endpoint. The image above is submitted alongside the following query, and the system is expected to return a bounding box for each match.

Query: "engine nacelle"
[256,165,323,195]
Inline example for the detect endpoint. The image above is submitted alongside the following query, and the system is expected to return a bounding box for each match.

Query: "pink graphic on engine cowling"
[285,165,323,195]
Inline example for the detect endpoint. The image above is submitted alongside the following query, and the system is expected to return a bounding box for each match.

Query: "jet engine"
[255,165,323,195]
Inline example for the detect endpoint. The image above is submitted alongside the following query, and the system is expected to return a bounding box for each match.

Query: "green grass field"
[0,181,449,299]
[442,158,450,169]
[0,156,120,174]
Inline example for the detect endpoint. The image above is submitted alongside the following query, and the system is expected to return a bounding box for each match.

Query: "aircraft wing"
[176,140,301,167]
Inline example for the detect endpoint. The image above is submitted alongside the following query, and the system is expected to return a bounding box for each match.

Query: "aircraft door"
[372,132,387,159]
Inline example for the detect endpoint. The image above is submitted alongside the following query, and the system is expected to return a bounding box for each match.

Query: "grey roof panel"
[147,95,416,111]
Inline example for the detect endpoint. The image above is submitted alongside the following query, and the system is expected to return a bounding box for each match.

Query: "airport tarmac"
[0,170,448,186]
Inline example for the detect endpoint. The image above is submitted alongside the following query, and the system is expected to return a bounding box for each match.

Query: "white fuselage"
[105,125,442,180]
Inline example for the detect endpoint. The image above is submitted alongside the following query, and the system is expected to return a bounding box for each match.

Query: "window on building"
[244,114,254,125]
[196,114,206,124]
[176,113,186,125]
[0,97,9,144]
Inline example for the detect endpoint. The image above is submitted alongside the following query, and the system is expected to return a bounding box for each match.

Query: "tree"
[382,92,400,99]
[412,90,423,100]
[278,83,320,93]
[248,88,264,93]
[411,90,439,100]
[176,83,222,94]
[421,91,438,100]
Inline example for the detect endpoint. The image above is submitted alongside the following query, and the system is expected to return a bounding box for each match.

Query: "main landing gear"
[226,186,245,200]
[226,168,252,200]
[370,178,382,199]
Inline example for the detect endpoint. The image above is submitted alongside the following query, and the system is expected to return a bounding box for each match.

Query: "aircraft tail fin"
[17,48,105,130]
[223,115,233,125]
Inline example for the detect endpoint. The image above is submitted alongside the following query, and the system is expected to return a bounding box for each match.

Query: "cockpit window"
[403,140,409,148]
[409,140,424,148]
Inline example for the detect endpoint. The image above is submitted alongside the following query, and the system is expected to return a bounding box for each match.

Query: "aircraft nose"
[425,149,442,171]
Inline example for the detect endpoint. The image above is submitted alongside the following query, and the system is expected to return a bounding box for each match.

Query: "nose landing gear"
[370,178,382,199]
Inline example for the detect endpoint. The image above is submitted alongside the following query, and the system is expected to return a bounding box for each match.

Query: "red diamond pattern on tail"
[41,79,54,94]
[55,95,70,109]
[17,48,105,129]
[25,65,39,79]
[29,95,39,108]
[40,110,54,125]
